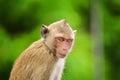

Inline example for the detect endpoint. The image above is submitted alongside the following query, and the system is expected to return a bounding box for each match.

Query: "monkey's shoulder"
[22,39,51,56]
[14,39,50,64]
[24,39,45,50]
[30,40,43,48]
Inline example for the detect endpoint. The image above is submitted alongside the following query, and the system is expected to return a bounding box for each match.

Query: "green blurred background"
[0,0,120,80]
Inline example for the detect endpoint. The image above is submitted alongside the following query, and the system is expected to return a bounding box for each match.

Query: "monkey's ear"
[73,30,77,34]
[41,25,49,38]
[61,19,66,24]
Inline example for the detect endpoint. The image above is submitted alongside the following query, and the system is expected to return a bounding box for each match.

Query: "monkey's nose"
[63,48,67,51]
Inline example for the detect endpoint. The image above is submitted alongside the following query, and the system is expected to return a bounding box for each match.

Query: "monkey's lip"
[58,53,66,58]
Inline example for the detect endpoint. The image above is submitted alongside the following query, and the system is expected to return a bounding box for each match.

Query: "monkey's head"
[41,19,76,58]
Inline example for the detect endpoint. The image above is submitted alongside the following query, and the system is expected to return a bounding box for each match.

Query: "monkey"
[9,19,76,80]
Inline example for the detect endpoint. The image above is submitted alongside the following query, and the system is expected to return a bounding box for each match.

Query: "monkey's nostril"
[63,48,67,51]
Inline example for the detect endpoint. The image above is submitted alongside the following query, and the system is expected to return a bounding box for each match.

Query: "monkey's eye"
[56,37,65,42]
[66,39,73,43]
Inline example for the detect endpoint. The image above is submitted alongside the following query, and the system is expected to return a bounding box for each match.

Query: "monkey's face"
[41,19,76,58]
[54,34,74,58]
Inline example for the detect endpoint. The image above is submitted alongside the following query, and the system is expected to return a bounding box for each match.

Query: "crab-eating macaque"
[9,19,76,80]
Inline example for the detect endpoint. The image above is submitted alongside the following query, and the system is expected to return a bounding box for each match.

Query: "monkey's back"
[9,40,57,80]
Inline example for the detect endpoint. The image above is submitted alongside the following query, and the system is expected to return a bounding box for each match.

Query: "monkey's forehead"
[49,25,74,35]
[55,33,75,39]
[48,20,74,34]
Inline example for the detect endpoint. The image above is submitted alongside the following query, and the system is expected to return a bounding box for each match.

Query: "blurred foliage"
[104,0,120,79]
[0,0,120,80]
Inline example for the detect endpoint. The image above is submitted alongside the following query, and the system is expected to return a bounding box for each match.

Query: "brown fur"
[9,19,76,80]
[9,40,58,80]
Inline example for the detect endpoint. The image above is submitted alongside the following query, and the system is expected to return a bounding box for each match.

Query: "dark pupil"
[59,37,64,41]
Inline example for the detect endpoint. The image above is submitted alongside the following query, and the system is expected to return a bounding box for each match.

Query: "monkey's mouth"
[58,53,66,58]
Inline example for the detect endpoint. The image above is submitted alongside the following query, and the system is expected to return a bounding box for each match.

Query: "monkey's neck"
[42,39,56,55]
[49,58,65,80]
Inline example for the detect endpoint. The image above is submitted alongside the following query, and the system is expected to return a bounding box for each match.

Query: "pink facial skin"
[55,37,73,58]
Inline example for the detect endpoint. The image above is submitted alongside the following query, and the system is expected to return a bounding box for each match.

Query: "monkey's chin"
[57,53,66,58]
